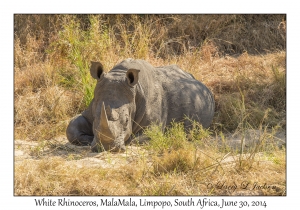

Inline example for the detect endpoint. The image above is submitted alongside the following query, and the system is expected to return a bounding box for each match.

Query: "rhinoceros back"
[153,64,215,129]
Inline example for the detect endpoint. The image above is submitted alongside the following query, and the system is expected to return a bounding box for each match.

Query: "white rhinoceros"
[66,59,215,152]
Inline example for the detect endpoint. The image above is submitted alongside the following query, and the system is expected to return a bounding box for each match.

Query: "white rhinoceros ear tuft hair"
[126,69,140,87]
[90,61,104,80]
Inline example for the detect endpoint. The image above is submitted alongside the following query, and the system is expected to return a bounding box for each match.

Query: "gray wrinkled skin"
[66,59,215,152]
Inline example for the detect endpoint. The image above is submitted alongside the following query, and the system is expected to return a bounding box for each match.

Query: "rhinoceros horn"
[99,102,115,142]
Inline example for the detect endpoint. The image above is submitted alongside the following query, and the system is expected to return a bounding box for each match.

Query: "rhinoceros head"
[89,61,140,152]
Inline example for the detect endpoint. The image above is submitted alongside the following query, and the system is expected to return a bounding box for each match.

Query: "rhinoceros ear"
[126,69,140,86]
[90,61,104,80]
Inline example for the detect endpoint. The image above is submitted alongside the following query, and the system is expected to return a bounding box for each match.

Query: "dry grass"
[14,14,286,196]
[14,138,286,196]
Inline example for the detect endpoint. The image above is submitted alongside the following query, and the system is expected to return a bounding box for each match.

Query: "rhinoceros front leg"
[66,115,94,146]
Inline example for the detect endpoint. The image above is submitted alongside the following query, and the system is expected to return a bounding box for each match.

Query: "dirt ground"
[15,137,151,169]
[14,129,286,170]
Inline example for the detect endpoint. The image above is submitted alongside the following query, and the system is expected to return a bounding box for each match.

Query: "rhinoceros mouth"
[91,138,125,153]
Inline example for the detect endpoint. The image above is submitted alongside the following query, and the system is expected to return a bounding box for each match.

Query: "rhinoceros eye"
[121,115,128,131]
[122,114,129,124]
[123,114,128,123]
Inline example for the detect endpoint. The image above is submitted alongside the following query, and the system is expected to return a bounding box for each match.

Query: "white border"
[3,0,298,209]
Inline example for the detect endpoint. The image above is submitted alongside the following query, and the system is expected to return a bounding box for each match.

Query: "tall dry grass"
[14,14,286,196]
[14,14,286,139]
